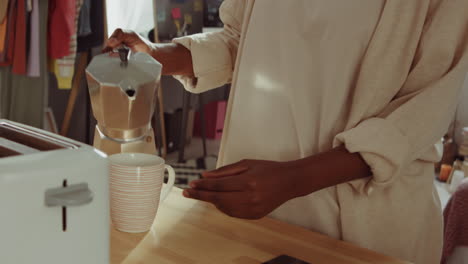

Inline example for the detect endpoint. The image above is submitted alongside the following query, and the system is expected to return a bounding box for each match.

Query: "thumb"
[202,162,249,178]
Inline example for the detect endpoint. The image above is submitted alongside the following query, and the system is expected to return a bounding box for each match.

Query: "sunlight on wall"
[106,0,155,37]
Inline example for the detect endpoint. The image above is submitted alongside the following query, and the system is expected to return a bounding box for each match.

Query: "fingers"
[183,189,249,205]
[182,189,264,219]
[102,28,136,53]
[183,189,226,203]
[190,176,249,192]
[184,189,243,217]
[202,162,249,178]
[103,28,123,53]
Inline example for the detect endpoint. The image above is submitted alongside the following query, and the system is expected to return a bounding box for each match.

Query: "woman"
[104,0,468,262]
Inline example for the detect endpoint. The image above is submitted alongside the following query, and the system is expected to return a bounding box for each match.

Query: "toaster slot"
[0,137,40,155]
[0,145,21,158]
[63,180,67,232]
[0,122,79,153]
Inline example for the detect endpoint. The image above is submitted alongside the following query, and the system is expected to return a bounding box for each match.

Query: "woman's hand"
[103,29,156,56]
[183,159,296,220]
[183,146,372,220]
[102,28,194,76]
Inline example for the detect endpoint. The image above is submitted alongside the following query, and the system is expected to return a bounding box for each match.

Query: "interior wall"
[106,0,155,37]
[455,73,468,145]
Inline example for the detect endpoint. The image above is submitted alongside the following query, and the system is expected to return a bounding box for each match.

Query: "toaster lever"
[45,183,94,207]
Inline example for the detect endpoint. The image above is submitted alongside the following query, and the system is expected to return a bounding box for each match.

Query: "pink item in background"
[171,7,181,19]
[194,100,227,140]
[442,179,468,263]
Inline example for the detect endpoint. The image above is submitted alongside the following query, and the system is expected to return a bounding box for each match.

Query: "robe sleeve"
[172,0,245,93]
[334,0,468,194]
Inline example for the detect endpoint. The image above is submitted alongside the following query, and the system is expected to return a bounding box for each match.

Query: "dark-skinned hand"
[183,159,296,220]
[102,28,194,76]
[103,28,156,55]
[182,147,372,220]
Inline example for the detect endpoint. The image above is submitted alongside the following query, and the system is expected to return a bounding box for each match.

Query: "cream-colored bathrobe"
[174,0,468,263]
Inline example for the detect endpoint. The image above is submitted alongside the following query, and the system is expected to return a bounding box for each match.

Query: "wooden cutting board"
[111,188,412,264]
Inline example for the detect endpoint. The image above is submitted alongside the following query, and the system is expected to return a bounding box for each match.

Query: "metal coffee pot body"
[86,49,162,154]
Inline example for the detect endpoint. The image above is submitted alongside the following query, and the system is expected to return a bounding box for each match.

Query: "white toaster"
[0,119,109,264]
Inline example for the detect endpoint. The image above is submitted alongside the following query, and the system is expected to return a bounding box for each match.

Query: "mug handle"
[160,165,175,202]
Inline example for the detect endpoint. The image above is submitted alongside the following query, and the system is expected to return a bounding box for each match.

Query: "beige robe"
[174,0,468,263]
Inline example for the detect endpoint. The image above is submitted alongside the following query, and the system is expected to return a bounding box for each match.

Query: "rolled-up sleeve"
[172,0,245,93]
[335,0,468,192]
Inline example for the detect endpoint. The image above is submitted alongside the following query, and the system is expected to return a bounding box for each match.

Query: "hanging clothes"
[11,0,26,75]
[0,0,7,56]
[0,0,16,66]
[77,0,92,37]
[0,13,6,56]
[0,0,8,22]
[51,0,83,89]
[0,0,48,128]
[77,0,104,52]
[26,0,40,77]
[48,0,76,59]
[26,0,32,12]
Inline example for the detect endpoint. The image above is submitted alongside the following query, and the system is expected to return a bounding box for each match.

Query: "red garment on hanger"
[0,0,8,54]
[48,0,76,59]
[0,0,16,67]
[0,15,7,54]
[11,0,26,74]
[0,0,8,22]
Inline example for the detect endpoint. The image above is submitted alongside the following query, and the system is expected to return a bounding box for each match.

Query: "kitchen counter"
[111,188,411,264]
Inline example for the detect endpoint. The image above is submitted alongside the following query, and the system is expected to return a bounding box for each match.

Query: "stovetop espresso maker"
[86,48,162,155]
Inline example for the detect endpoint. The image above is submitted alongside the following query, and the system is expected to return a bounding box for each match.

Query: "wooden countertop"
[111,188,411,264]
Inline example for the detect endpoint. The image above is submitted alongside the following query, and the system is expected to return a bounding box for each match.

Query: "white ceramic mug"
[108,153,175,233]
